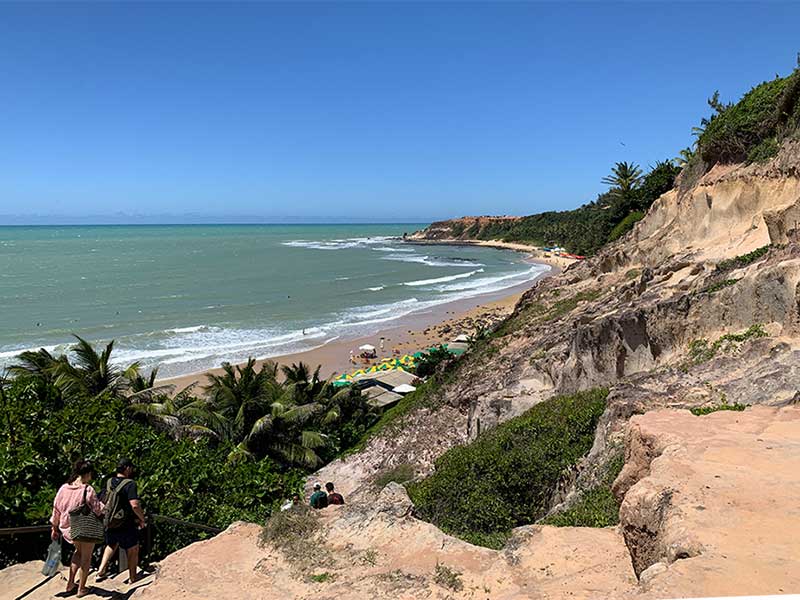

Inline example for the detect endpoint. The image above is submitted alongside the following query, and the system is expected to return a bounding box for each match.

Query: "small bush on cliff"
[607,211,644,242]
[687,324,768,364]
[407,388,608,549]
[542,450,624,528]
[716,245,771,272]
[691,401,746,416]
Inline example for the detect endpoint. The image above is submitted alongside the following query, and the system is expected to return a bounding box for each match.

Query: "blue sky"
[1,2,799,223]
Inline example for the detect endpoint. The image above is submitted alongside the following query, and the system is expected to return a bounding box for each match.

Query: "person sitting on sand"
[325,482,344,505]
[309,483,328,509]
[51,459,105,598]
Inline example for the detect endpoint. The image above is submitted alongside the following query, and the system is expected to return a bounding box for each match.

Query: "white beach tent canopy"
[392,383,417,394]
[359,344,376,351]
[453,334,470,343]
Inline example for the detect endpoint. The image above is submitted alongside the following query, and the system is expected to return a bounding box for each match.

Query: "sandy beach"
[159,247,565,392]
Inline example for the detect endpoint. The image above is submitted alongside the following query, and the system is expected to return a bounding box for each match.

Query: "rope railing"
[0,514,222,537]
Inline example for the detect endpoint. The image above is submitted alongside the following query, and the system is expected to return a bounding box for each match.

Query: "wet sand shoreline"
[159,246,567,391]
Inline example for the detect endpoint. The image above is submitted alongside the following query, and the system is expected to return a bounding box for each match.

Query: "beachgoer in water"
[96,458,146,584]
[51,459,104,597]
[326,482,344,505]
[309,483,328,509]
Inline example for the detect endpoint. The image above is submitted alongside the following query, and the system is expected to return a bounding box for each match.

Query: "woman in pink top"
[51,459,104,597]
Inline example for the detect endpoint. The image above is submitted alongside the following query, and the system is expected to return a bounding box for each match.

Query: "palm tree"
[127,382,219,439]
[203,359,280,444]
[674,147,695,167]
[280,361,324,402]
[53,336,138,399]
[128,365,159,392]
[601,161,643,198]
[238,396,328,467]
[8,347,63,385]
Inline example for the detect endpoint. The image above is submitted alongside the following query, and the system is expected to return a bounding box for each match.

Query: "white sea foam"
[366,286,385,291]
[435,265,549,293]
[383,254,485,268]
[402,269,484,286]
[374,246,415,252]
[283,236,395,251]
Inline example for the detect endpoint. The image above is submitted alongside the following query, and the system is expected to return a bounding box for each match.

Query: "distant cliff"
[408,216,521,241]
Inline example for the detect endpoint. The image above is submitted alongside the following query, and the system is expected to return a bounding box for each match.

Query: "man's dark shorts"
[105,525,139,550]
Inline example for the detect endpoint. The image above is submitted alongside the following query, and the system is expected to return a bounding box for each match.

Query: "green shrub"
[691,402,746,416]
[542,451,624,528]
[717,245,770,271]
[407,388,608,549]
[703,278,740,294]
[608,211,644,242]
[699,72,799,165]
[687,324,768,365]
[434,563,463,591]
[747,136,780,163]
[414,344,453,378]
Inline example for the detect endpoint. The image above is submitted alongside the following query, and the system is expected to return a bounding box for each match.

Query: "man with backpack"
[95,458,146,584]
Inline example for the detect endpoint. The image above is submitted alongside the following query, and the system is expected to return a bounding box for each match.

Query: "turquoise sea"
[0,224,548,377]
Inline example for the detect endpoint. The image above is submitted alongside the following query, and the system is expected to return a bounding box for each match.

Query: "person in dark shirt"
[309,483,328,509]
[326,482,344,505]
[96,458,146,584]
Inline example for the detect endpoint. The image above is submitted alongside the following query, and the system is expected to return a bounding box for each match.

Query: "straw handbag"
[69,486,105,544]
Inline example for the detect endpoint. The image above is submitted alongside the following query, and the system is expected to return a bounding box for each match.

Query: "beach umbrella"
[392,384,417,394]
[359,344,376,352]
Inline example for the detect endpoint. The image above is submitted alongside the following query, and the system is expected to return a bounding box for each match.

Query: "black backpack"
[104,478,133,530]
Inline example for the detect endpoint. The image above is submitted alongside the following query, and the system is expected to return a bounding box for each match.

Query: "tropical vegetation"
[0,336,380,567]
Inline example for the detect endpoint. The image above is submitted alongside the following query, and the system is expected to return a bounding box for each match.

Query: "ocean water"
[0,224,548,377]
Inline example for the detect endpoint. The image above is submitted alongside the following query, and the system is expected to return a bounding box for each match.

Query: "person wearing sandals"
[50,459,105,597]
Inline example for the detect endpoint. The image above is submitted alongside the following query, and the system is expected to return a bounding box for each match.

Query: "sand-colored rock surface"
[6,405,796,599]
[135,487,636,600]
[618,405,800,599]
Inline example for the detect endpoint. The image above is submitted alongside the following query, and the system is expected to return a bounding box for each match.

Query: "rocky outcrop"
[619,406,800,598]
[9,406,797,599]
[407,216,521,241]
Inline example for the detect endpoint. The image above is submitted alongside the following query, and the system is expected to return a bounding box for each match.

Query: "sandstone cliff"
[7,134,800,600]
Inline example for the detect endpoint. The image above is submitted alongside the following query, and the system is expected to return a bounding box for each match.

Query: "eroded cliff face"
[9,145,800,600]
[10,405,797,600]
[318,140,800,504]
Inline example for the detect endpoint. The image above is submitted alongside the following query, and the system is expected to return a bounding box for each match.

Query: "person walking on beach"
[309,483,328,509]
[325,482,344,505]
[96,458,146,584]
[50,459,105,597]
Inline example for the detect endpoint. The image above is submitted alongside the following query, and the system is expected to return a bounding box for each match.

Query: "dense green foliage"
[0,337,381,567]
[0,378,305,566]
[542,451,624,528]
[716,245,771,272]
[407,388,608,549]
[414,344,453,378]
[607,211,644,242]
[697,70,800,166]
[468,161,679,255]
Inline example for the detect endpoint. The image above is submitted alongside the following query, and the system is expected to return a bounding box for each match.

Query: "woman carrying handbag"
[50,459,105,597]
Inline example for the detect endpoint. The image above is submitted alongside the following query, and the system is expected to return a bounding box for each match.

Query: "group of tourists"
[309,482,344,509]
[50,458,144,597]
